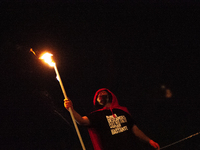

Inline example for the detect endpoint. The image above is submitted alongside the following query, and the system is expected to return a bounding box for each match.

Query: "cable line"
[160,132,200,149]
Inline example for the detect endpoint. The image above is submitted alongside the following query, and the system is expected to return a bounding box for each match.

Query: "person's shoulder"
[113,108,125,113]
[113,108,132,116]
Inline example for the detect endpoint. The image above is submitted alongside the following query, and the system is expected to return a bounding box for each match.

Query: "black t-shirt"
[87,108,140,150]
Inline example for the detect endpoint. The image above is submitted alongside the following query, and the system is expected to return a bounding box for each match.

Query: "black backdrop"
[1,1,199,150]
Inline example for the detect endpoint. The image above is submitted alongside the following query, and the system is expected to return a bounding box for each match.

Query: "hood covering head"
[92,88,130,115]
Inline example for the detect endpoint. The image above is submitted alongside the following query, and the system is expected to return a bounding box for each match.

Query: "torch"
[39,52,86,150]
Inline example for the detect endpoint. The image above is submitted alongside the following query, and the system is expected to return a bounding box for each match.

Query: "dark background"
[1,1,200,150]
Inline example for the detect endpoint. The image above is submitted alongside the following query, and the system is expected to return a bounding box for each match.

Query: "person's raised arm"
[64,99,90,126]
[132,125,160,150]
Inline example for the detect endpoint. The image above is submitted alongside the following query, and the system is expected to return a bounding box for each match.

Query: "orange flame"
[30,48,36,55]
[39,52,55,67]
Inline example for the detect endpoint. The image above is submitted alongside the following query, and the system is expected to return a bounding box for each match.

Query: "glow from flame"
[39,52,55,67]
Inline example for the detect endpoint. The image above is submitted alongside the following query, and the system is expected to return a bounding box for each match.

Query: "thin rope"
[160,132,200,149]
[53,110,72,127]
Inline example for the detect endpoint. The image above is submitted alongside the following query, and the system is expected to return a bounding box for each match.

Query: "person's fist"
[149,140,160,150]
[64,99,73,111]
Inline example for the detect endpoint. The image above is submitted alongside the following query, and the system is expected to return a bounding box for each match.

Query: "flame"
[39,52,55,67]
[56,75,60,81]
[30,48,36,55]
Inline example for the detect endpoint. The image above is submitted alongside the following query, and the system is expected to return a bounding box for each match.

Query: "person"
[64,88,160,150]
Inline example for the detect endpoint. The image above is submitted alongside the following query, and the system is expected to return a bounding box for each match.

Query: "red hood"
[93,88,130,115]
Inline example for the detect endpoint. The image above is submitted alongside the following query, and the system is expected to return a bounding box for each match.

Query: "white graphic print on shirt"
[106,114,128,135]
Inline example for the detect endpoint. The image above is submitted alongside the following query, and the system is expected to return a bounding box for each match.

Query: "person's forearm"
[132,125,151,143]
[70,108,84,124]
[70,108,89,126]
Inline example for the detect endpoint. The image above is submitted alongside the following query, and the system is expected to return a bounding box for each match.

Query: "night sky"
[1,1,200,150]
